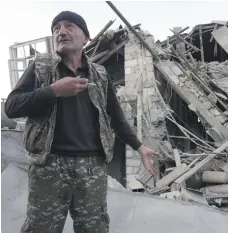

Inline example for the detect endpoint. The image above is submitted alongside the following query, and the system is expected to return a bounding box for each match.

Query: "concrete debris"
[133,22,228,210]
[178,188,209,205]
[159,190,180,200]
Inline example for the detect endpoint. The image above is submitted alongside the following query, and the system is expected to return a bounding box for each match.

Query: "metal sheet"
[212,26,228,54]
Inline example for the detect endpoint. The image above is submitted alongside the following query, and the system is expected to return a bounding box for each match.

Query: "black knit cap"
[51,11,90,38]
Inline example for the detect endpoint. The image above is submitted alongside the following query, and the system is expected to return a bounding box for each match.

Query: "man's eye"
[53,27,60,32]
[66,23,74,28]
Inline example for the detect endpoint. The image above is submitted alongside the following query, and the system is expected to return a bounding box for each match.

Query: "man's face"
[52,20,88,54]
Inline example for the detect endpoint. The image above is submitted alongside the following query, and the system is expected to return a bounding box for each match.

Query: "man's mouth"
[59,39,70,44]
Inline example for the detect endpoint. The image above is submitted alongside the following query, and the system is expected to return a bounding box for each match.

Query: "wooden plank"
[210,24,218,42]
[156,165,189,188]
[170,28,200,52]
[199,25,205,62]
[174,140,228,185]
[97,40,127,64]
[10,36,51,49]
[106,1,159,60]
[92,20,115,42]
[173,149,181,167]
[90,50,109,62]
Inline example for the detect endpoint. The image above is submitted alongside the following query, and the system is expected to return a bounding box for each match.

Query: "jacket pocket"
[24,118,49,154]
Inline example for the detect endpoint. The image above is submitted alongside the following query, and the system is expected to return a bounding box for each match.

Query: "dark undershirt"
[51,62,103,156]
[4,61,142,157]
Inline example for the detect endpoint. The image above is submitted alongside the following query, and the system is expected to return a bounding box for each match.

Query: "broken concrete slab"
[155,60,228,140]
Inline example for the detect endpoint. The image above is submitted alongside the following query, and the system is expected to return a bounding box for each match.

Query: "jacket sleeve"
[106,76,142,151]
[4,61,56,119]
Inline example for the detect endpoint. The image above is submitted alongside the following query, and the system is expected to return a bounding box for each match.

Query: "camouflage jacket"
[24,53,115,164]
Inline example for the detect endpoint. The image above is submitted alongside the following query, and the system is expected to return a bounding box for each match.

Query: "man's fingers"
[145,164,155,176]
[151,150,159,156]
[75,77,89,84]
[78,84,88,89]
[141,158,155,176]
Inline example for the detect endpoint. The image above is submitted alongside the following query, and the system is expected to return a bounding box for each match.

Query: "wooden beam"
[173,149,181,167]
[156,164,188,188]
[96,40,127,64]
[199,25,205,62]
[174,140,228,185]
[90,50,109,63]
[170,28,200,52]
[91,20,115,42]
[106,1,159,60]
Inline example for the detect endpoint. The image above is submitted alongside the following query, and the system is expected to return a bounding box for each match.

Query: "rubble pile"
[197,60,228,96]
[132,22,228,210]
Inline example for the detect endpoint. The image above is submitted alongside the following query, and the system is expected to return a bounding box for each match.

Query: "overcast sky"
[0,0,227,98]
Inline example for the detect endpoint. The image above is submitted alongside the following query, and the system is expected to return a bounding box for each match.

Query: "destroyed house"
[3,21,228,203]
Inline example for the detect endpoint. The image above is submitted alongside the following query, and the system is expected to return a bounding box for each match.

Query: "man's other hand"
[137,145,159,176]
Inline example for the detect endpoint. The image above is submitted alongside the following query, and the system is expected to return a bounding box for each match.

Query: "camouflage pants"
[21,154,109,233]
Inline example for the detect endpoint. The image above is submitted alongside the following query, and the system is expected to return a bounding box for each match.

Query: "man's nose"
[59,25,67,35]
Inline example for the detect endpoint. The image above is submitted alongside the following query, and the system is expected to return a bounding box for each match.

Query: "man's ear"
[84,36,89,46]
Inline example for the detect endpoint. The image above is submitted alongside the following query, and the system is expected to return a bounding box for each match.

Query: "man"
[5,11,158,233]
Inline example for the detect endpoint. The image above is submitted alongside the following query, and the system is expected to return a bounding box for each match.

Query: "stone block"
[126,150,133,158]
[144,64,154,72]
[126,166,134,174]
[126,174,137,182]
[125,65,141,75]
[125,67,132,75]
[125,51,139,60]
[209,107,221,116]
[125,59,139,67]
[215,115,227,124]
[185,81,191,87]
[146,71,155,79]
[179,82,184,87]
[145,57,153,64]
[145,50,153,57]
[133,166,141,173]
[143,87,156,96]
[199,97,209,104]
[125,45,139,53]
[126,158,141,167]
[125,73,138,82]
[194,92,200,98]
[198,90,204,96]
